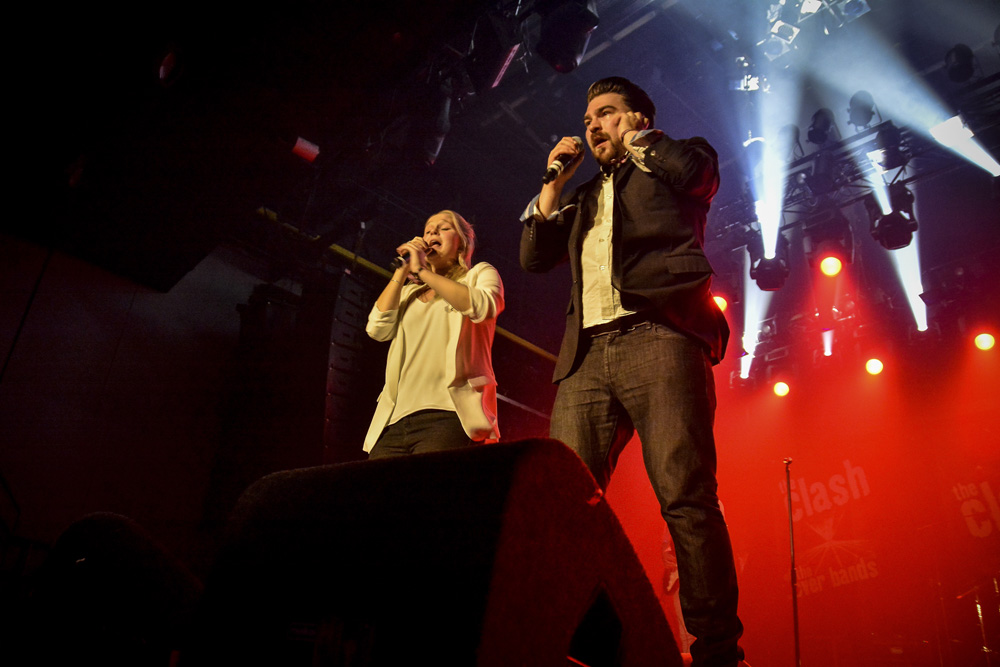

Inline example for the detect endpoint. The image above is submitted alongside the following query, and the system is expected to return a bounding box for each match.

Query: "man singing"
[519,77,746,667]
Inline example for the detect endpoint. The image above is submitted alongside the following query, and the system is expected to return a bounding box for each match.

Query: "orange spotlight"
[974,332,995,351]
[865,358,884,375]
[713,295,729,312]
[819,255,843,277]
[773,381,790,397]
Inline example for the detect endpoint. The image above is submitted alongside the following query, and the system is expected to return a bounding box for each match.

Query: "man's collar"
[600,154,634,177]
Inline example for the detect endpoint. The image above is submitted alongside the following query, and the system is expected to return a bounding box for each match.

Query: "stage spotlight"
[773,381,791,397]
[865,358,884,375]
[535,0,599,73]
[820,256,843,276]
[800,0,823,16]
[751,257,791,291]
[771,20,800,44]
[803,205,854,271]
[974,333,995,350]
[749,232,790,291]
[945,44,976,83]
[713,295,729,312]
[758,317,778,344]
[807,108,838,145]
[847,90,876,129]
[806,150,838,195]
[762,35,790,61]
[836,0,871,22]
[868,183,917,250]
[732,57,767,92]
[866,122,906,173]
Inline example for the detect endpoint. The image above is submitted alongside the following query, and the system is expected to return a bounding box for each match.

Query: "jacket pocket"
[661,254,713,274]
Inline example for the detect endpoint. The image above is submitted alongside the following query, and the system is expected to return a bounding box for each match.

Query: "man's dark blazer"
[520,133,730,383]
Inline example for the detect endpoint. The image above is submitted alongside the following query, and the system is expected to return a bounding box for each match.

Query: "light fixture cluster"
[755,0,872,62]
[739,86,929,293]
[356,1,603,171]
[730,322,997,396]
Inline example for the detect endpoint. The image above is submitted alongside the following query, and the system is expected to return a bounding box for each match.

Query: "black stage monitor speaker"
[184,438,682,667]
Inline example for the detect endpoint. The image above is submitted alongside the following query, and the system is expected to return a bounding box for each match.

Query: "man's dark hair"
[587,77,656,125]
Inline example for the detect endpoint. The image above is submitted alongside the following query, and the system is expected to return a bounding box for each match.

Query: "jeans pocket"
[647,321,684,341]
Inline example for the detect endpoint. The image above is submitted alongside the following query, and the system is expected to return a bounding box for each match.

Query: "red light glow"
[819,256,843,277]
[865,358,884,375]
[773,381,790,397]
[975,333,995,351]
[713,295,729,312]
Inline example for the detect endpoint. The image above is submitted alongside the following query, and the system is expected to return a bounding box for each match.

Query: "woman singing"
[364,210,504,458]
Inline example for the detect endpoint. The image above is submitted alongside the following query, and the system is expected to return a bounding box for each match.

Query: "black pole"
[784,457,802,666]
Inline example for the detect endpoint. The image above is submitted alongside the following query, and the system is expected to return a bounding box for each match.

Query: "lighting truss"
[780,120,924,216]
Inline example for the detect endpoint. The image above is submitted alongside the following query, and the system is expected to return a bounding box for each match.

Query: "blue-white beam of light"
[753,78,804,258]
[868,172,892,214]
[860,152,893,214]
[740,250,775,379]
[930,116,1000,177]
[887,236,928,331]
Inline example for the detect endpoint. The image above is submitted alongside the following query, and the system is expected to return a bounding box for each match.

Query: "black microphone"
[542,137,583,184]
[390,246,436,270]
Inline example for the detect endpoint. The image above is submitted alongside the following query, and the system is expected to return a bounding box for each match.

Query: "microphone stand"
[784,457,802,666]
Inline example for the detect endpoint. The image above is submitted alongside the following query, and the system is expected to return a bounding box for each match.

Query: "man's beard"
[590,135,625,167]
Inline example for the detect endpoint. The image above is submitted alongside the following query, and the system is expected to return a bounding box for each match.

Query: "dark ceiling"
[18,0,1000,356]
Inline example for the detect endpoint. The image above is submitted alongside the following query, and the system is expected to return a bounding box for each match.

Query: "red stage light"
[865,358,884,375]
[773,381,790,397]
[974,332,995,351]
[819,255,843,277]
[713,295,729,312]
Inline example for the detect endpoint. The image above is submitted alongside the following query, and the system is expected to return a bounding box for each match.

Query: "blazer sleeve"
[638,135,720,203]
[519,195,575,273]
[461,263,504,324]
[366,293,405,342]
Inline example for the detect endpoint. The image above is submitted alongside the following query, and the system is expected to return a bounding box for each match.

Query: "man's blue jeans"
[550,321,744,666]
